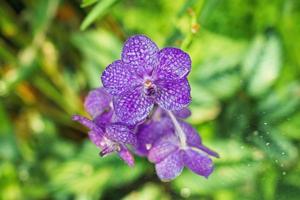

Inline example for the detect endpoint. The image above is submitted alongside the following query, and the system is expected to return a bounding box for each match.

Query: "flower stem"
[166,110,187,148]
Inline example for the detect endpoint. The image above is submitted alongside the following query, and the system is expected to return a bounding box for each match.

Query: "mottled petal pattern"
[183,149,214,178]
[114,88,154,124]
[179,120,202,147]
[121,35,159,76]
[156,79,191,110]
[101,60,140,96]
[93,110,114,126]
[196,145,220,158]
[180,121,219,157]
[88,131,104,147]
[147,133,178,162]
[155,47,191,80]
[105,123,137,145]
[136,118,174,156]
[84,88,112,118]
[173,107,191,119]
[155,150,184,181]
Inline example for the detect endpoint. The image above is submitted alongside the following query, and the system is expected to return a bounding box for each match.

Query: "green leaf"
[259,165,277,200]
[191,31,247,99]
[189,84,220,123]
[278,112,300,140]
[0,103,19,161]
[71,30,121,66]
[31,0,60,36]
[284,164,300,188]
[49,142,145,199]
[71,30,121,88]
[80,0,119,30]
[246,34,282,97]
[258,82,300,124]
[241,35,265,79]
[123,183,170,200]
[173,162,262,195]
[81,0,99,7]
[252,128,297,164]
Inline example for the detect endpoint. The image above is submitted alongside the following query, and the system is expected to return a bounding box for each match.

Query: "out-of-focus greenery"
[1,0,299,199]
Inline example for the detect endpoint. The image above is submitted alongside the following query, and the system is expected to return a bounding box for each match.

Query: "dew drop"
[281,152,286,155]
[282,171,286,176]
[266,142,270,146]
[240,146,245,149]
[264,122,268,125]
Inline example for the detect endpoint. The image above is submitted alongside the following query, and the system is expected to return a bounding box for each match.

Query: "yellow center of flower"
[143,79,156,96]
[144,79,152,88]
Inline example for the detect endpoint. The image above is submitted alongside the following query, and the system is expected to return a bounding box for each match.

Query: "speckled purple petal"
[155,47,191,80]
[155,78,191,111]
[155,150,184,182]
[113,88,154,124]
[183,148,214,178]
[101,60,141,96]
[105,123,137,145]
[88,131,104,147]
[173,107,191,119]
[121,35,159,76]
[179,120,202,147]
[93,109,114,126]
[148,134,178,163]
[84,88,112,119]
[118,144,135,167]
[196,145,219,158]
[135,117,174,156]
[179,121,219,157]
[72,115,104,135]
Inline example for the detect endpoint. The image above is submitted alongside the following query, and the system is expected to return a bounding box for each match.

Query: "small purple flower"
[135,107,191,156]
[101,35,192,124]
[147,120,219,181]
[72,88,136,166]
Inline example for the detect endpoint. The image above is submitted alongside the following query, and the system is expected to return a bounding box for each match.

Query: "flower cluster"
[73,35,218,181]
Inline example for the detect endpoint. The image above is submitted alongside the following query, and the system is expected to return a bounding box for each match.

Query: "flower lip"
[99,139,121,157]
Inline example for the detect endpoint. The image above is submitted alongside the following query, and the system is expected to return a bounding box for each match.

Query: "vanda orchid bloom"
[73,35,218,181]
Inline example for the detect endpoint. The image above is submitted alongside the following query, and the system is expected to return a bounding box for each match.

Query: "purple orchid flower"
[72,88,136,166]
[135,107,191,156]
[147,114,219,181]
[73,35,219,181]
[101,35,192,124]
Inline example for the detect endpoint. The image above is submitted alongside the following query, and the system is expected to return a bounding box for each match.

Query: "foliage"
[0,0,299,199]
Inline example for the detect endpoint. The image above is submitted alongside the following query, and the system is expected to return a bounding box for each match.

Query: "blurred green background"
[1,0,300,199]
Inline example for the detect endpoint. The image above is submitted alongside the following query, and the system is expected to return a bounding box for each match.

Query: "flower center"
[143,79,156,96]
